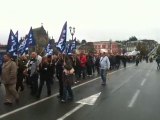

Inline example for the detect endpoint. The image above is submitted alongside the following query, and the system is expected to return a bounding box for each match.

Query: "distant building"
[0,44,7,53]
[93,41,121,54]
[31,25,49,54]
[140,39,158,52]
[77,42,95,54]
[126,41,140,52]
[33,25,49,42]
[125,39,158,52]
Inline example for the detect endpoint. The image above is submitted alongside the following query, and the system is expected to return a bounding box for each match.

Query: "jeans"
[56,70,63,98]
[81,67,86,79]
[37,78,51,97]
[100,69,107,83]
[16,74,24,91]
[62,85,73,101]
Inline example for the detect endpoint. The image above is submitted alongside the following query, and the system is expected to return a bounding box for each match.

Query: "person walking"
[1,53,19,105]
[122,55,127,68]
[95,54,100,75]
[26,52,39,96]
[156,55,160,70]
[100,52,110,86]
[72,54,81,83]
[61,56,74,102]
[80,53,87,79]
[16,56,27,92]
[37,57,52,98]
[56,54,64,100]
[47,55,55,85]
[86,54,93,77]
[135,55,139,66]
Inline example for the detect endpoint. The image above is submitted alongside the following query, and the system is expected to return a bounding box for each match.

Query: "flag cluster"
[7,27,36,57]
[18,27,35,55]
[56,21,76,54]
[6,21,77,58]
[67,38,76,55]
[6,30,18,57]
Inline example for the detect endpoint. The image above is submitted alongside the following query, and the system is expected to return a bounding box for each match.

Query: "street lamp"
[69,26,75,40]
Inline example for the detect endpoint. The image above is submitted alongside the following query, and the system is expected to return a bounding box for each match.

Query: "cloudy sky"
[0,0,160,44]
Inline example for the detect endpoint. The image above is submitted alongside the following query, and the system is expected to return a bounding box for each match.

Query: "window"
[102,45,106,49]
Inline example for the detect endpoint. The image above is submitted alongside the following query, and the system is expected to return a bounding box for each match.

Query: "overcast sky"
[0,0,160,44]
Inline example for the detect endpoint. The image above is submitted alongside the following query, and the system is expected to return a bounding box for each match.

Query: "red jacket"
[80,55,87,67]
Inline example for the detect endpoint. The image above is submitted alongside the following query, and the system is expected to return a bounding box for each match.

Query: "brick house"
[93,41,121,54]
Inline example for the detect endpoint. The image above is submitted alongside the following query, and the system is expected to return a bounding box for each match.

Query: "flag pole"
[40,48,45,56]
[35,44,37,53]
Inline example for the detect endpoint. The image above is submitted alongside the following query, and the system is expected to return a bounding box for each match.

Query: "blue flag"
[18,27,35,56]
[56,21,67,53]
[15,31,18,41]
[45,41,53,56]
[63,43,69,54]
[18,38,28,55]
[67,37,76,55]
[26,27,36,47]
[6,30,19,57]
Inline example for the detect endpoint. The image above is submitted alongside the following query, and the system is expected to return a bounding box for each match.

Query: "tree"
[129,36,138,41]
[76,39,81,46]
[86,42,95,53]
[136,42,149,56]
[81,39,87,45]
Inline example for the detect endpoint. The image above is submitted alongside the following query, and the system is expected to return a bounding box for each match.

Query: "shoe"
[36,95,40,99]
[101,82,106,86]
[57,95,62,99]
[61,99,66,103]
[4,102,13,105]
[15,98,20,103]
[68,97,74,101]
[20,87,24,92]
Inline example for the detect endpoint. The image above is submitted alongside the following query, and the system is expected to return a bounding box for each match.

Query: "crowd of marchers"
[0,52,143,105]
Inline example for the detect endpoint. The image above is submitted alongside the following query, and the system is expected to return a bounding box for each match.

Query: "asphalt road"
[0,61,159,120]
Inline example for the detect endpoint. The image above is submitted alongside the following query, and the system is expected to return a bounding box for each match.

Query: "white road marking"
[128,89,140,108]
[57,104,84,120]
[141,78,147,86]
[76,92,101,105]
[0,65,134,119]
[57,92,101,120]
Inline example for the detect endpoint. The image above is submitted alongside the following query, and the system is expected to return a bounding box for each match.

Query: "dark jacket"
[39,63,50,80]
[63,64,74,86]
[17,59,27,76]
